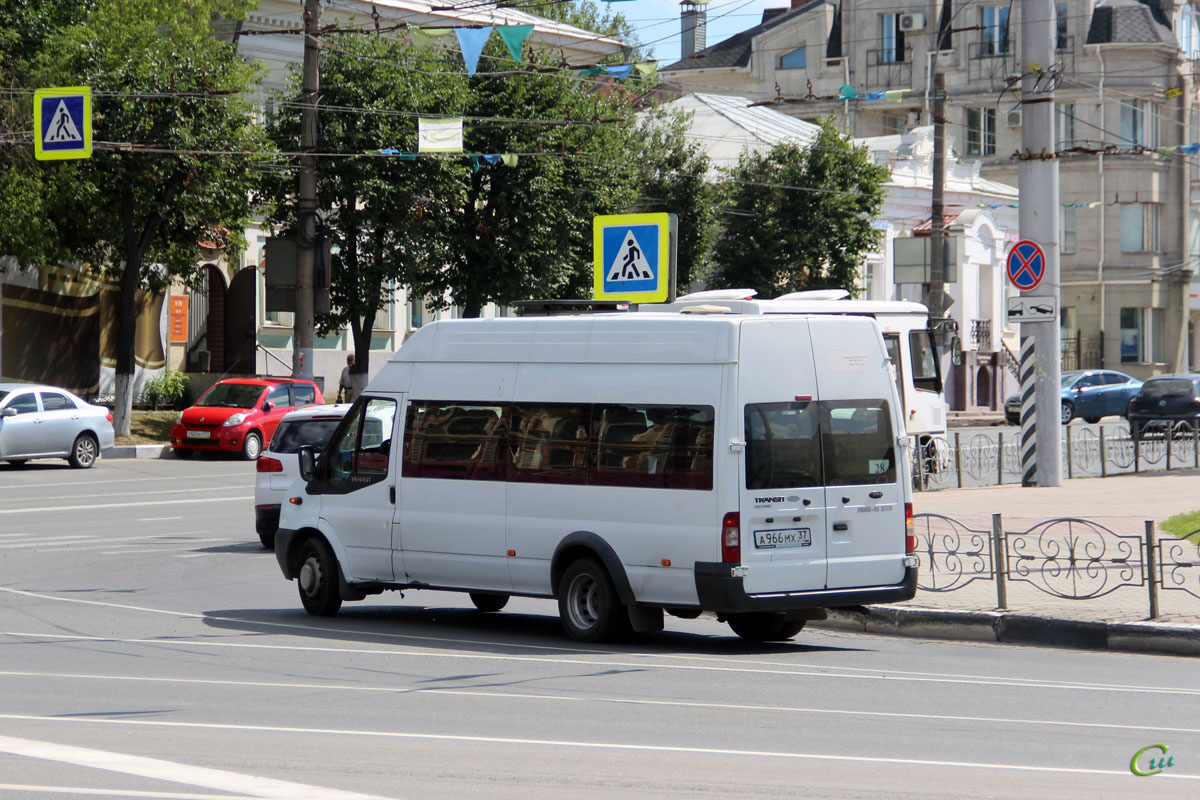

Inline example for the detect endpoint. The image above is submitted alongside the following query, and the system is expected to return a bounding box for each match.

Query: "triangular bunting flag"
[605,64,634,80]
[482,154,502,165]
[497,25,533,62]
[578,67,604,76]
[864,91,886,101]
[838,84,857,100]
[885,88,912,102]
[468,153,483,172]
[1179,143,1200,155]
[409,27,451,50]
[418,117,463,153]
[501,154,518,167]
[633,61,658,82]
[456,26,493,76]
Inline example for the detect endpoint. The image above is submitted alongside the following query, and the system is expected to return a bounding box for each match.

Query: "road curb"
[814,605,1200,657]
[102,444,174,459]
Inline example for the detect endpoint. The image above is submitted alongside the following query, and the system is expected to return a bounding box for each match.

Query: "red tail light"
[905,502,916,555]
[257,456,284,473]
[106,413,113,422]
[721,512,741,564]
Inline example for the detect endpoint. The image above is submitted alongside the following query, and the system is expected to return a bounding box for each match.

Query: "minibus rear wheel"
[297,536,342,616]
[727,612,805,642]
[469,592,509,612]
[558,558,631,642]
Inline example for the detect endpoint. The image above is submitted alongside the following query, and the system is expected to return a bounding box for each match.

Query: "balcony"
[968,39,1018,91]
[971,318,993,352]
[865,46,913,91]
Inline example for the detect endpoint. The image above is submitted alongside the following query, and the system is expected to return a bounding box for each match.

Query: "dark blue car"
[1005,370,1143,425]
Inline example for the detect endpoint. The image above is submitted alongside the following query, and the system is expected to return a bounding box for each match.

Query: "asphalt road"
[1,457,1198,799]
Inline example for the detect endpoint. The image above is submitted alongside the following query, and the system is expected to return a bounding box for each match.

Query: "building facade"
[663,0,1200,378]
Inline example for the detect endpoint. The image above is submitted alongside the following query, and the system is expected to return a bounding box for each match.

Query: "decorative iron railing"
[912,512,1200,617]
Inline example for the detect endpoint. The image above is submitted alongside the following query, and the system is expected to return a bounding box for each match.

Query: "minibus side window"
[593,404,714,490]
[744,402,821,490]
[324,397,398,492]
[508,403,590,485]
[402,402,507,481]
[821,400,895,486]
[910,330,941,393]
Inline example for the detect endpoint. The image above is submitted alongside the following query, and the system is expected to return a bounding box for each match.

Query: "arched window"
[779,45,807,70]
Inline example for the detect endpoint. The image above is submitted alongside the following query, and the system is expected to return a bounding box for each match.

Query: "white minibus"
[274,313,919,642]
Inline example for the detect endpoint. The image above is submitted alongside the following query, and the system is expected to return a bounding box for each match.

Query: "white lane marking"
[1,717,1195,782]
[0,485,247,505]
[0,783,259,799]
[0,735,397,800]
[0,587,1196,695]
[137,516,185,522]
[36,537,236,554]
[0,533,32,538]
[0,536,96,550]
[1,670,1195,737]
[0,496,252,515]
[0,473,244,490]
[5,631,1199,698]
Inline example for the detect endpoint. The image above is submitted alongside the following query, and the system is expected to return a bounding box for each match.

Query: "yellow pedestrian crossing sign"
[593,212,676,303]
[34,87,92,161]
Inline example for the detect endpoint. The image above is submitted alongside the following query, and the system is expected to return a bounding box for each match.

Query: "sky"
[611,0,780,65]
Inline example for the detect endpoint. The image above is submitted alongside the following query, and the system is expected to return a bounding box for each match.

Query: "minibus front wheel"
[297,536,342,616]
[558,558,631,643]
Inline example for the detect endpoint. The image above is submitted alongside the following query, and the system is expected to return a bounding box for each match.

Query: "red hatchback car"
[170,377,324,460]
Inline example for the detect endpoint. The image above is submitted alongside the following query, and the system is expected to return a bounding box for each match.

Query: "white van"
[273,313,918,642]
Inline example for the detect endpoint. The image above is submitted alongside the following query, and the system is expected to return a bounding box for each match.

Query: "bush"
[141,370,190,410]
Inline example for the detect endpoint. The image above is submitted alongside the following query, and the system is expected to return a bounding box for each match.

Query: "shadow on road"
[200,603,864,659]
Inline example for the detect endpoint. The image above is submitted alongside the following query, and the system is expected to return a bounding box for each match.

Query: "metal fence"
[912,422,1200,491]
[913,513,1200,618]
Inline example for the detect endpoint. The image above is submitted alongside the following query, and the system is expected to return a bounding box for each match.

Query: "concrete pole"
[1018,0,1062,486]
[929,71,947,322]
[293,0,319,381]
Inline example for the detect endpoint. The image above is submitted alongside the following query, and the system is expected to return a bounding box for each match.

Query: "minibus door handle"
[832,522,849,532]
[389,486,396,504]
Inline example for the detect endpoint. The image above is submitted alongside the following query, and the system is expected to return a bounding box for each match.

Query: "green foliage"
[707,121,889,297]
[140,369,189,409]
[1161,511,1200,544]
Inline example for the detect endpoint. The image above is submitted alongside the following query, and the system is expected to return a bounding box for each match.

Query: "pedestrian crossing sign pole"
[33,86,92,161]
[593,212,676,304]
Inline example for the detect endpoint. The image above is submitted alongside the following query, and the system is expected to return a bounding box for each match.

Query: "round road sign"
[1006,240,1046,291]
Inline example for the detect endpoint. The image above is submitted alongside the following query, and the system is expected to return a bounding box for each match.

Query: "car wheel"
[727,613,806,642]
[241,431,262,461]
[174,448,193,459]
[1084,417,1101,424]
[557,558,631,642]
[258,532,275,550]
[469,592,509,612]
[1060,401,1075,425]
[68,433,98,469]
[297,536,342,616]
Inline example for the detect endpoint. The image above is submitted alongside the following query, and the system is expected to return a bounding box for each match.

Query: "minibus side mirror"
[298,445,316,482]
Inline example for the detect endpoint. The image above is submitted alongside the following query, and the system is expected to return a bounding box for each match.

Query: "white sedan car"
[255,403,351,548]
[0,383,116,468]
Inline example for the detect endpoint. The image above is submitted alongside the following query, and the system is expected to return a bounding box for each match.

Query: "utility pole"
[293,0,320,381]
[928,70,947,323]
[1017,0,1062,486]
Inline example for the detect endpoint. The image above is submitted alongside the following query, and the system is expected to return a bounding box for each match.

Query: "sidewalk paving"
[816,471,1200,656]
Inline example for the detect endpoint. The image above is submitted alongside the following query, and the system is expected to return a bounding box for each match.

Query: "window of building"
[1055,2,1069,50]
[1151,308,1166,363]
[1120,307,1143,363]
[1180,5,1200,59]
[880,13,906,63]
[1120,100,1156,148]
[1120,203,1159,252]
[1056,103,1076,149]
[881,112,906,135]
[966,107,996,155]
[980,5,1010,56]
[779,45,807,70]
[1061,206,1076,254]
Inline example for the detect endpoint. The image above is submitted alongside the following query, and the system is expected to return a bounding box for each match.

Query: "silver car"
[0,383,116,468]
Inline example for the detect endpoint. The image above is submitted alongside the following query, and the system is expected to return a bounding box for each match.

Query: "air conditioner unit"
[1006,109,1022,127]
[899,12,925,32]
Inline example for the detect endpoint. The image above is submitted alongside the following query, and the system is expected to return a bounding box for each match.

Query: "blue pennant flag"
[864,91,887,101]
[455,27,492,76]
[482,154,502,165]
[605,64,634,80]
[1180,143,1200,155]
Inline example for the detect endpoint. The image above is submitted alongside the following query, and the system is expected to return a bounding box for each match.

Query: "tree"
[632,108,717,291]
[706,121,889,297]
[10,0,268,436]
[533,0,643,59]
[409,42,643,316]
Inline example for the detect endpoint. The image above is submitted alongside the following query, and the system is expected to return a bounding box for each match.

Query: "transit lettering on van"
[273,312,918,643]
